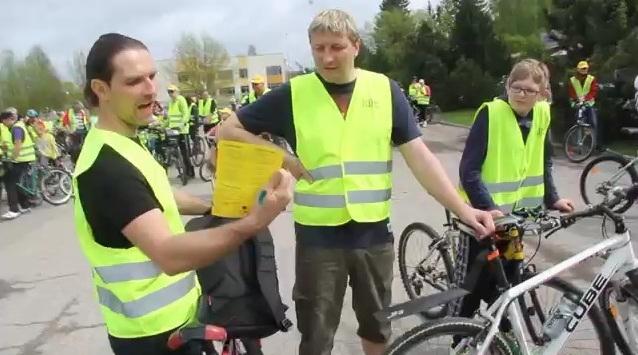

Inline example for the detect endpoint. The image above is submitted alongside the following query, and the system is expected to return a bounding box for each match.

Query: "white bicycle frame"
[472,231,638,355]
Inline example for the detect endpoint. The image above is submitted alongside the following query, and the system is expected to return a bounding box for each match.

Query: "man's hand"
[552,198,575,213]
[283,155,313,182]
[489,209,505,219]
[246,169,294,230]
[457,206,496,240]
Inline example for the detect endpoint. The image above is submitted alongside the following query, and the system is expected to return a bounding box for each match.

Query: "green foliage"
[0,47,66,113]
[380,0,410,12]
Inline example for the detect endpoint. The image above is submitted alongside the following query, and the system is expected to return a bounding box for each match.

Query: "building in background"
[156,53,287,107]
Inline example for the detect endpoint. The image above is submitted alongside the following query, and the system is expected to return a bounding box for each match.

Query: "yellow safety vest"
[167,95,189,134]
[459,98,550,213]
[0,124,13,157]
[12,121,36,163]
[198,98,219,124]
[242,88,271,105]
[291,69,393,226]
[73,128,199,338]
[570,75,595,101]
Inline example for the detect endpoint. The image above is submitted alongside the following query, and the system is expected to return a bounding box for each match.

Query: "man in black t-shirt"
[74,33,293,355]
[220,10,496,355]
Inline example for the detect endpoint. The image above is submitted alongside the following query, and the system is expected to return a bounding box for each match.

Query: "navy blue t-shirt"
[237,73,421,248]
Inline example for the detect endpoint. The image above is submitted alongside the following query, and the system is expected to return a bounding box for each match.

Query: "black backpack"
[185,215,292,339]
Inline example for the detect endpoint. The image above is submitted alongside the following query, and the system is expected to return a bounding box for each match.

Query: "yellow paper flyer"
[212,140,284,218]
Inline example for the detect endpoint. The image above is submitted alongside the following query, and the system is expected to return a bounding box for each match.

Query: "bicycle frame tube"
[607,157,638,185]
[476,232,637,355]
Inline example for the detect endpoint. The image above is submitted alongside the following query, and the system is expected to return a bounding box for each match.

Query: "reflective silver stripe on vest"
[499,196,544,212]
[307,161,392,181]
[96,272,196,318]
[344,161,392,175]
[484,175,544,194]
[348,188,392,203]
[308,165,343,180]
[295,189,392,207]
[295,193,345,207]
[94,261,163,283]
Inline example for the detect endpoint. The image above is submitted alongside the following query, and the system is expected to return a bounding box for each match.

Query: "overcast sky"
[1,0,438,80]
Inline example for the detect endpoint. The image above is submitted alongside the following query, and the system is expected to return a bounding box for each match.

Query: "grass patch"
[607,140,638,156]
[439,110,475,127]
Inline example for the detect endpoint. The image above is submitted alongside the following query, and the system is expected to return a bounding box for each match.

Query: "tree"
[248,44,257,56]
[22,46,66,110]
[450,0,510,78]
[371,9,417,82]
[435,0,457,38]
[174,32,230,93]
[0,50,28,112]
[68,50,86,87]
[380,0,410,12]
[491,0,548,57]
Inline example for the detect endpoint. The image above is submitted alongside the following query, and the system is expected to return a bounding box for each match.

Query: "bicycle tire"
[517,274,615,354]
[173,151,188,186]
[564,125,596,163]
[599,283,636,355]
[385,317,513,355]
[199,162,213,183]
[190,136,206,167]
[40,168,72,205]
[579,154,638,213]
[398,222,454,319]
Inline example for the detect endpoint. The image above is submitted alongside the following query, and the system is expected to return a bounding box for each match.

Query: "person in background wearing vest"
[220,10,496,355]
[568,60,601,148]
[241,75,271,106]
[68,101,90,163]
[0,110,14,209]
[457,59,574,350]
[166,84,195,179]
[75,33,293,355]
[199,90,219,134]
[0,110,36,220]
[407,76,419,103]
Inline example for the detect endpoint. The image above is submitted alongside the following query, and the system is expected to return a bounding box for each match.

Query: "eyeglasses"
[509,86,539,97]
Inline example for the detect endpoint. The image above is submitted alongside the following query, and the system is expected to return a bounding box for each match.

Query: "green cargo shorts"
[292,242,394,355]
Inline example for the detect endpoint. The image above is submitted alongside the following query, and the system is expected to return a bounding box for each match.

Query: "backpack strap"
[254,231,292,332]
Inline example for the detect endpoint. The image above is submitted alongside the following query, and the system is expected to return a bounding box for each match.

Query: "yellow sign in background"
[212,140,284,218]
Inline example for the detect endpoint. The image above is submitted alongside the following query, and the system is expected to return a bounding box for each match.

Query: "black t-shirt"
[77,138,162,249]
[237,72,421,248]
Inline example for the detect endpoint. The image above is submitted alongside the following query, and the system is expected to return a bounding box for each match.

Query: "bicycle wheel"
[173,151,188,186]
[398,223,454,319]
[564,125,596,163]
[199,161,214,183]
[40,169,72,205]
[517,273,615,355]
[386,317,513,355]
[580,154,638,213]
[599,283,638,355]
[190,136,206,167]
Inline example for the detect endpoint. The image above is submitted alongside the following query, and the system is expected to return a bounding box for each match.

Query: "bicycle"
[580,149,638,213]
[379,189,638,354]
[167,323,264,355]
[2,159,72,206]
[189,122,206,168]
[148,127,188,186]
[394,208,611,354]
[564,102,597,163]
